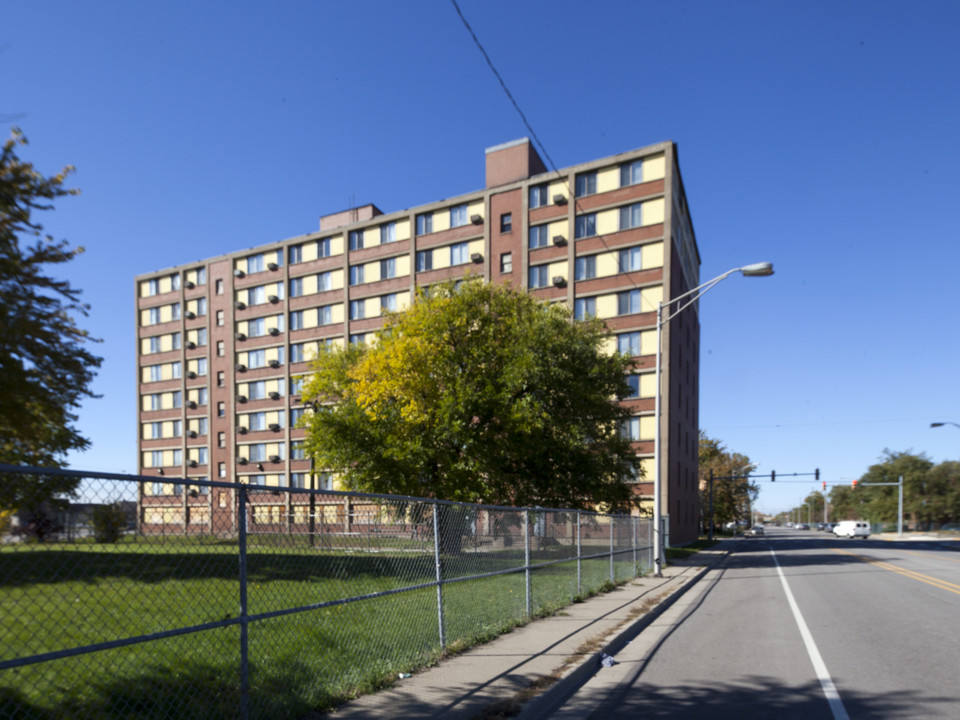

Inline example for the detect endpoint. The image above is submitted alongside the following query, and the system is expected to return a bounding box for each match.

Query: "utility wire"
[450,0,662,313]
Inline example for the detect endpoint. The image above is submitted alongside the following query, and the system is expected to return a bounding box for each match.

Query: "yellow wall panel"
[549,261,568,281]
[396,256,411,278]
[640,330,657,356]
[396,291,412,311]
[328,234,344,256]
[600,336,617,356]
[548,180,568,204]
[643,154,666,182]
[396,220,411,241]
[642,242,664,269]
[329,269,344,290]
[639,416,656,440]
[596,166,619,193]
[549,220,568,243]
[597,252,619,278]
[641,286,663,312]
[639,373,657,398]
[595,294,618,319]
[467,200,484,222]
[235,258,248,275]
[301,241,318,263]
[433,247,449,270]
[433,210,449,233]
[365,260,381,283]
[638,457,655,480]
[643,198,665,226]
[597,209,619,235]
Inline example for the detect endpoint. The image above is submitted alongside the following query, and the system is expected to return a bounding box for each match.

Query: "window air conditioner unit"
[268,423,281,432]
[185,281,196,289]
[234,269,245,278]
[238,426,248,434]
[187,400,198,409]
[187,371,197,379]
[268,391,281,400]
[552,235,567,247]
[553,194,568,205]
[237,457,249,465]
[237,395,247,404]
[188,430,198,439]
[186,341,196,349]
[236,364,247,373]
[188,460,198,468]
[235,301,247,310]
[470,252,483,264]
[235,332,247,341]
[185,311,196,319]
[269,455,282,464]
[552,276,567,288]
[268,359,280,368]
[268,327,280,336]
[267,262,279,271]
[268,294,279,304]
[470,214,483,225]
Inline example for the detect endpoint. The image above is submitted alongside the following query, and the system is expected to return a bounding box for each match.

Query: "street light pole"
[652,262,774,577]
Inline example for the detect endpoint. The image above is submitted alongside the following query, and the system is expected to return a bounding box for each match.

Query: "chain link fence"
[0,465,653,720]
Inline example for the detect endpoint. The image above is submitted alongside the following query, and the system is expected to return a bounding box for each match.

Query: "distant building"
[135,139,701,544]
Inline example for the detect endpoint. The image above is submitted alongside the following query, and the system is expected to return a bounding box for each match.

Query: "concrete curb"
[515,546,732,720]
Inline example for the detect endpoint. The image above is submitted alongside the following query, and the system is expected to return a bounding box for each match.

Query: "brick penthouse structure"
[135,139,701,543]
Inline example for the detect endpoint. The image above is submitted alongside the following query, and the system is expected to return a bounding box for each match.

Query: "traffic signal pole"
[858,475,904,536]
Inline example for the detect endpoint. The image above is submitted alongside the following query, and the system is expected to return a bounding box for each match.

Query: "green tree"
[301,279,639,512]
[0,128,101,532]
[856,450,933,527]
[698,432,758,530]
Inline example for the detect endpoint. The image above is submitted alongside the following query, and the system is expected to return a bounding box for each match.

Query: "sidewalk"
[314,541,734,720]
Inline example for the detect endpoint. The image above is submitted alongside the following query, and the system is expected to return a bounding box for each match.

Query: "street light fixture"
[652,262,774,577]
[930,422,960,429]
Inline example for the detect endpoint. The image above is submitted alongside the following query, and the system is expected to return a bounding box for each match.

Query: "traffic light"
[815,468,820,481]
[771,470,775,482]
[852,479,858,489]
[822,481,826,491]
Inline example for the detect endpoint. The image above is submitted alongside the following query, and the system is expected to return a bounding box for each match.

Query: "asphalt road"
[547,528,960,720]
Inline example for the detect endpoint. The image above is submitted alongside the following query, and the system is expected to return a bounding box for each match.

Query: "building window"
[623,375,641,398]
[380,257,396,279]
[319,305,333,325]
[528,265,549,289]
[318,237,332,258]
[574,297,596,320]
[217,371,225,387]
[617,289,642,315]
[416,213,433,235]
[381,294,397,313]
[349,333,367,345]
[500,252,513,274]
[289,277,303,297]
[196,358,207,376]
[290,310,304,331]
[218,462,226,478]
[217,341,225,357]
[619,203,643,230]
[349,300,365,320]
[291,440,306,461]
[416,250,433,272]
[450,204,468,228]
[318,271,333,292]
[529,183,549,209]
[529,225,549,249]
[575,172,597,197]
[288,245,302,264]
[620,417,640,441]
[218,432,226,448]
[574,214,597,239]
[380,222,396,244]
[215,279,224,295]
[349,265,364,286]
[450,242,469,266]
[574,256,596,281]
[618,247,642,273]
[217,402,225,418]
[620,159,643,187]
[348,230,364,251]
[247,254,264,274]
[617,332,641,355]
[500,213,512,233]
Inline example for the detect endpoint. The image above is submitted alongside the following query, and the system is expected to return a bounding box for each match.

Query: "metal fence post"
[432,501,446,648]
[237,485,250,720]
[576,511,582,597]
[609,516,615,584]
[524,510,531,618]
[632,516,638,576]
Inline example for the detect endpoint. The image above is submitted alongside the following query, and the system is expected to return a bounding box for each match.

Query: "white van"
[833,520,870,539]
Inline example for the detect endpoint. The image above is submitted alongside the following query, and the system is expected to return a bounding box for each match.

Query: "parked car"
[833,520,870,539]
[745,525,765,537]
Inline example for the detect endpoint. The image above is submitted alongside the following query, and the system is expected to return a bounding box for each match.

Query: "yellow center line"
[899,548,960,565]
[832,549,960,596]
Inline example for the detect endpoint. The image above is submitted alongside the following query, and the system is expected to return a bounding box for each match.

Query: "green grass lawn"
[0,535,644,720]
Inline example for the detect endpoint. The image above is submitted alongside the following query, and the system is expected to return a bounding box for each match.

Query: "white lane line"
[770,548,850,720]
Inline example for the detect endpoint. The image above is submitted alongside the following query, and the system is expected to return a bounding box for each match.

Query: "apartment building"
[135,138,701,544]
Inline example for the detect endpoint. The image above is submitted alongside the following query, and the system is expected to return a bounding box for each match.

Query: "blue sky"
[6,1,959,514]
